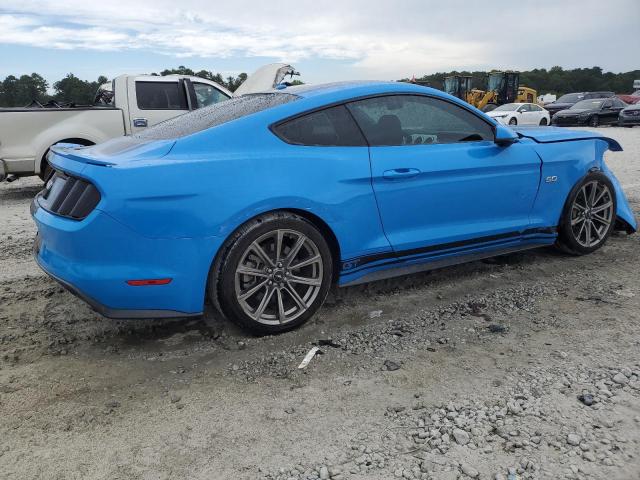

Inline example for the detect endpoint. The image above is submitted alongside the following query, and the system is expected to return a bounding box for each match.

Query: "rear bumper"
[33,239,199,319]
[32,199,223,319]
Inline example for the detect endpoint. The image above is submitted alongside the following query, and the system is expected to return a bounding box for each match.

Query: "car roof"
[277,80,444,101]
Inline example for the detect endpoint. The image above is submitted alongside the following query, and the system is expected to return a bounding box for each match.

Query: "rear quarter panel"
[91,115,392,262]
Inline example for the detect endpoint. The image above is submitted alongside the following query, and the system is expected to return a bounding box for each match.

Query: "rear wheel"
[214,212,333,335]
[557,172,616,255]
[508,117,518,125]
[589,115,599,127]
[539,117,548,126]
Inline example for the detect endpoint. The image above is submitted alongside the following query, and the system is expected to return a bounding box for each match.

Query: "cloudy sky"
[0,0,638,84]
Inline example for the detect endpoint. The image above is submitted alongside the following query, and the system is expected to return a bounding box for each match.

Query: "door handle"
[382,168,421,180]
[133,118,148,128]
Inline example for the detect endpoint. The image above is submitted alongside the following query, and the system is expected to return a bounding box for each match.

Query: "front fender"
[602,162,638,233]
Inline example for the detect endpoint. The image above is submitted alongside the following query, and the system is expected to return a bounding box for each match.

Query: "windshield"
[556,93,583,103]
[493,103,519,112]
[487,74,504,92]
[135,93,299,140]
[570,100,603,110]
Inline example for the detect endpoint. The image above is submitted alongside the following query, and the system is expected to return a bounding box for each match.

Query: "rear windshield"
[556,93,583,103]
[135,93,299,140]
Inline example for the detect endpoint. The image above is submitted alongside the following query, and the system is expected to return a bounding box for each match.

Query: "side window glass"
[136,82,188,110]
[603,100,613,108]
[347,95,494,146]
[273,105,366,146]
[193,83,230,108]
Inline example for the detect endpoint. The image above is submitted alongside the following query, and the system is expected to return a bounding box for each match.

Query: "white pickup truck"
[0,64,297,181]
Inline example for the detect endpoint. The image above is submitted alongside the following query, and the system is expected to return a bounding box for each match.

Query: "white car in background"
[486,103,550,126]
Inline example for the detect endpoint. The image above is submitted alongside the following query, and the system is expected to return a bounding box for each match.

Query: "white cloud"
[0,0,638,79]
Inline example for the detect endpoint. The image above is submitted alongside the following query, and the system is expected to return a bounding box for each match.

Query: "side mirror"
[495,124,519,147]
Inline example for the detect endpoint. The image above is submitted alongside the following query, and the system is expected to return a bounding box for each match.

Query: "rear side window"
[136,82,188,110]
[273,105,366,146]
[135,93,298,140]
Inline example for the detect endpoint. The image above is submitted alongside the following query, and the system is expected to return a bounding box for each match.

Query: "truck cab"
[115,75,232,135]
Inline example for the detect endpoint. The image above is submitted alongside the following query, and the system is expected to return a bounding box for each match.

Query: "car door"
[346,94,542,253]
[604,99,626,124]
[127,78,189,134]
[515,104,531,124]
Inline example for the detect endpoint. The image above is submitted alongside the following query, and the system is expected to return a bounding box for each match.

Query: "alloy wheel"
[234,229,324,325]
[570,180,614,248]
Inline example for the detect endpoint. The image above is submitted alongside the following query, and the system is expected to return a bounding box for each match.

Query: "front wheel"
[557,172,616,255]
[589,115,599,127]
[508,117,518,126]
[214,212,333,335]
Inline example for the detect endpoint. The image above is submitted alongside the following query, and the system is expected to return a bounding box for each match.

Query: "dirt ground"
[1,127,639,480]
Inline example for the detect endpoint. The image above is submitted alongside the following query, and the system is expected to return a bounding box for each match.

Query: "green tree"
[0,73,50,107]
[156,66,247,92]
[53,74,107,105]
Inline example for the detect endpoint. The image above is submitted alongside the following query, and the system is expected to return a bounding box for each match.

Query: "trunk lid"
[233,63,299,96]
[50,136,175,168]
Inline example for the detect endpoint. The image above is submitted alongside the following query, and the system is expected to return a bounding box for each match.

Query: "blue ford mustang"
[32,82,637,334]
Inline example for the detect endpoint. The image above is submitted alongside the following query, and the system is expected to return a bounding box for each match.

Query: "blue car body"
[32,82,637,319]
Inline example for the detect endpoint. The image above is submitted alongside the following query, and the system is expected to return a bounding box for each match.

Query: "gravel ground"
[1,127,639,480]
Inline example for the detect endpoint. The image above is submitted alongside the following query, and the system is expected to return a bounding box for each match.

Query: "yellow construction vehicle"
[443,75,473,100]
[466,71,537,111]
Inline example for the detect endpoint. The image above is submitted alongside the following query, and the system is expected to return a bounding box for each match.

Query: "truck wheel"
[39,139,95,182]
[40,162,53,182]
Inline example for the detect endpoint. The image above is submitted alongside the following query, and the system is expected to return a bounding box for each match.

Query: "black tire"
[589,115,599,127]
[211,212,333,335]
[508,117,518,126]
[39,161,53,182]
[556,172,616,255]
[539,117,548,126]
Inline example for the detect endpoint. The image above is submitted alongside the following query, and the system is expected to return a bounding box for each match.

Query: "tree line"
[1,65,638,108]
[404,66,639,96]
[0,67,250,108]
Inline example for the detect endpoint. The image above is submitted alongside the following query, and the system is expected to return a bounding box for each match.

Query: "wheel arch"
[205,207,343,321]
[39,137,96,174]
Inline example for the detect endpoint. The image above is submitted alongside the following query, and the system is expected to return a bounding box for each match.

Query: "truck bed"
[0,107,127,179]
